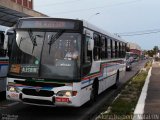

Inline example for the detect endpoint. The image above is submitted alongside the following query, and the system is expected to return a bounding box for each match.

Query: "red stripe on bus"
[82,63,109,81]
[82,60,123,81]
[15,84,25,87]
[0,61,9,64]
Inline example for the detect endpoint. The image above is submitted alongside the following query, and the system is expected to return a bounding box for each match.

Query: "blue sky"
[34,0,160,50]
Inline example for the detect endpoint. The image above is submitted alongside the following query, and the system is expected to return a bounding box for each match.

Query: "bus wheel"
[113,71,120,89]
[89,79,98,104]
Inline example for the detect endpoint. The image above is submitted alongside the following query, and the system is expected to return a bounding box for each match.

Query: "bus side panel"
[72,82,83,106]
[80,60,125,105]
[97,62,117,94]
[80,80,93,105]
[119,64,126,80]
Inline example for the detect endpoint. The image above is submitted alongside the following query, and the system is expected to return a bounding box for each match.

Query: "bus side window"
[117,41,119,58]
[119,42,121,58]
[101,37,105,59]
[84,36,92,63]
[112,40,115,58]
[93,34,100,61]
[121,42,123,58]
[105,37,108,59]
[122,43,126,58]
[110,39,113,58]
[115,41,117,58]
[125,43,127,57]
[107,38,111,59]
[98,35,102,60]
[115,41,119,58]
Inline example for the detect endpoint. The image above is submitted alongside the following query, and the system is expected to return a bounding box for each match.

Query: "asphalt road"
[0,60,147,120]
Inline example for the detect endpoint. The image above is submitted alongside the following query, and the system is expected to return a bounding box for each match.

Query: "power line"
[118,30,160,36]
[47,0,143,15]
[117,28,160,35]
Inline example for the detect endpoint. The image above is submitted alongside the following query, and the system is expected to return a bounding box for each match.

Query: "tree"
[153,46,159,54]
[147,50,154,57]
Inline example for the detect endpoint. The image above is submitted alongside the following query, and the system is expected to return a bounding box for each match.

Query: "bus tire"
[0,91,6,101]
[113,71,120,89]
[89,79,99,105]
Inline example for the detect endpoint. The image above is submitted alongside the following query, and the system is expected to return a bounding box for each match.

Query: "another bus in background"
[0,27,14,99]
[127,42,142,62]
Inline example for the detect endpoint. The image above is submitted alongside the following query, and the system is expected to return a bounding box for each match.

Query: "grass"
[97,60,152,120]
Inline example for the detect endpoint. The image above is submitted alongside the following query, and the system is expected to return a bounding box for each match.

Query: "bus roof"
[82,19,126,43]
[18,17,126,43]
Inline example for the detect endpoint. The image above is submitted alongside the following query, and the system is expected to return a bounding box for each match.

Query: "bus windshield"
[9,29,81,81]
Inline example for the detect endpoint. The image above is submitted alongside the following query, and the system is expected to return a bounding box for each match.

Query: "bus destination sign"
[18,19,78,29]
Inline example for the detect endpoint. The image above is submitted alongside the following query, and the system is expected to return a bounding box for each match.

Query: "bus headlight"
[65,91,72,97]
[56,90,77,97]
[7,86,16,92]
[7,86,20,92]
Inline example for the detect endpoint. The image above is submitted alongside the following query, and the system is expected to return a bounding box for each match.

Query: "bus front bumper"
[6,91,81,107]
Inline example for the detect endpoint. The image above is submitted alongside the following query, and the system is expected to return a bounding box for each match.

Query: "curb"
[133,67,152,120]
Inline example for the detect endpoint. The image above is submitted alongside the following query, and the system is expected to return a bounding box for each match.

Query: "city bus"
[0,27,14,99]
[6,17,126,107]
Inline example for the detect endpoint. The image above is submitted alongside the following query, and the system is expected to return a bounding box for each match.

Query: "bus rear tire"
[89,79,99,105]
[113,71,119,89]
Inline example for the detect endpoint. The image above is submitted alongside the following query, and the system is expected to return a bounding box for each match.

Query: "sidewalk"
[144,61,160,114]
[133,61,160,120]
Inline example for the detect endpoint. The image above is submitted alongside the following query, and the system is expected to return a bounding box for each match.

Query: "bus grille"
[22,98,54,105]
[22,88,54,97]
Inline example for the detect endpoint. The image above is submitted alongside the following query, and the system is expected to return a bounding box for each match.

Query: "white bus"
[0,27,14,99]
[6,18,126,107]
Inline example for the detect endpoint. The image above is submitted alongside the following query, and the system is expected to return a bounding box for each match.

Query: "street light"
[87,12,100,21]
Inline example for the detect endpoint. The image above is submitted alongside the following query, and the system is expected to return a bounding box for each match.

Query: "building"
[0,0,46,27]
[10,0,33,9]
[127,42,142,56]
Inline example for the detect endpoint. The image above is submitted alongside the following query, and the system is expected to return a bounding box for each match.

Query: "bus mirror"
[3,34,8,50]
[3,27,15,51]
[88,38,94,51]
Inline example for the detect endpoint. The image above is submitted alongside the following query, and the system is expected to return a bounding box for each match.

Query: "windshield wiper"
[48,30,65,54]
[19,37,25,48]
[28,30,43,53]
